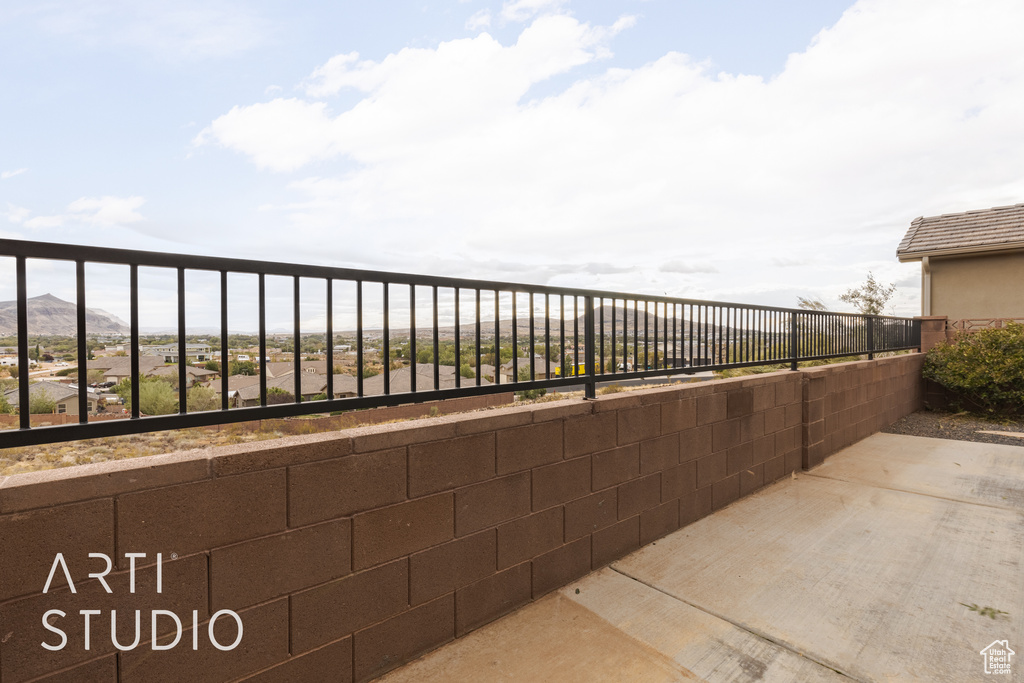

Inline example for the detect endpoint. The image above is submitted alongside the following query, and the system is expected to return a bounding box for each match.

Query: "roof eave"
[897,240,1024,262]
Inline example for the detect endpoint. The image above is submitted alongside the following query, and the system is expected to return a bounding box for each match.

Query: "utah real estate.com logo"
[980,640,1014,676]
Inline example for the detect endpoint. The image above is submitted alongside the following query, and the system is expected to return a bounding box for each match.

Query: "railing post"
[584,295,596,399]
[790,311,798,371]
[867,315,875,360]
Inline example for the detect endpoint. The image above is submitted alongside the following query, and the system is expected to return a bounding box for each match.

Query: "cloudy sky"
[3,0,1023,327]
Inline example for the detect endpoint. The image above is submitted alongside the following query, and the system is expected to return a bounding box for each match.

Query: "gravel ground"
[883,410,1024,447]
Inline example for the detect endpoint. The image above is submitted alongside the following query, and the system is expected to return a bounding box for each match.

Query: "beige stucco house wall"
[897,203,1024,322]
[925,252,1024,321]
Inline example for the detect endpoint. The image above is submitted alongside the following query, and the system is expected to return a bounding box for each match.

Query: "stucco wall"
[0,354,923,683]
[930,252,1024,320]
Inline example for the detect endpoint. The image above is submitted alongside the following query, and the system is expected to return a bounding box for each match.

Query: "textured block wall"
[0,353,924,683]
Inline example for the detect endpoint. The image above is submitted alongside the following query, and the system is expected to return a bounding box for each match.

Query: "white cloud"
[1,168,27,180]
[26,0,269,60]
[466,9,491,31]
[23,196,145,229]
[501,0,568,23]
[659,261,718,274]
[200,14,635,171]
[196,0,1024,315]
[4,204,30,224]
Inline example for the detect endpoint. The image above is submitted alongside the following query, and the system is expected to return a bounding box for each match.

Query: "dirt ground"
[883,409,1024,448]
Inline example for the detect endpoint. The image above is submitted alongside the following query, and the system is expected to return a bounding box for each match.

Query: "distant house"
[232,373,340,407]
[149,364,220,387]
[499,355,556,382]
[0,358,38,367]
[3,381,98,415]
[264,361,329,378]
[140,343,213,363]
[362,363,492,395]
[92,357,165,383]
[897,203,1024,321]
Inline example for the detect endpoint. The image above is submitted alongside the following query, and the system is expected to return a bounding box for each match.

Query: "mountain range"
[0,293,129,336]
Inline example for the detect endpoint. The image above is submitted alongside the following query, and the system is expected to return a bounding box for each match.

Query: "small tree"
[204,360,220,372]
[139,380,177,415]
[515,366,545,400]
[28,394,56,414]
[186,384,220,412]
[0,394,15,415]
[266,386,294,405]
[839,272,896,315]
[113,378,133,409]
[229,360,257,376]
[797,297,829,311]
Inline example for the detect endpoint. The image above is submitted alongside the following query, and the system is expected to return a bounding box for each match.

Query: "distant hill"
[0,293,129,336]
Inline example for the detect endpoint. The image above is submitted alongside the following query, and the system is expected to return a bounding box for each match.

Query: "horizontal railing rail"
[0,238,921,447]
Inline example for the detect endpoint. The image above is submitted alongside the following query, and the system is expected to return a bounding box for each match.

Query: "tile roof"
[897,203,1024,260]
[4,381,82,406]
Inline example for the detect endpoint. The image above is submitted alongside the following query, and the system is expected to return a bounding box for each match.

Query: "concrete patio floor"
[379,433,1024,682]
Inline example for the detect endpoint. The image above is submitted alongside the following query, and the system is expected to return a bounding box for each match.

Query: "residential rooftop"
[897,202,1024,260]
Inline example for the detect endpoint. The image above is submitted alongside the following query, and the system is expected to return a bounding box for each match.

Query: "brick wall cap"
[636,383,699,404]
[349,420,460,452]
[591,393,643,412]
[446,405,534,434]
[525,400,593,422]
[1,448,212,513]
[739,370,793,387]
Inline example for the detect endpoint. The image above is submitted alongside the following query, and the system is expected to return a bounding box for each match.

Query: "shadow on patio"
[380,432,1024,682]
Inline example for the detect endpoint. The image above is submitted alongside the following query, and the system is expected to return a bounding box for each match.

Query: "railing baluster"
[356,280,364,397]
[544,294,550,380]
[326,278,333,402]
[259,273,267,406]
[294,275,301,403]
[76,261,88,422]
[653,301,659,371]
[433,286,439,391]
[383,283,390,396]
[410,284,416,394]
[494,289,500,386]
[178,267,187,414]
[512,291,518,385]
[475,289,481,387]
[130,264,140,419]
[454,287,461,389]
[221,272,229,410]
[611,298,617,374]
[529,292,535,381]
[560,295,566,379]
[584,295,596,399]
[16,257,29,430]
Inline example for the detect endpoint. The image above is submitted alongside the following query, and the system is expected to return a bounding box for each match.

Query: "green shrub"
[28,395,57,414]
[922,323,1024,416]
[266,386,294,405]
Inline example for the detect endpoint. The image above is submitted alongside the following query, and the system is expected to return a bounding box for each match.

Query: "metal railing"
[0,238,921,447]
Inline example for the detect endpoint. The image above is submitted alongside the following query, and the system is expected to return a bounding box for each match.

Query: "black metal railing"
[0,239,921,447]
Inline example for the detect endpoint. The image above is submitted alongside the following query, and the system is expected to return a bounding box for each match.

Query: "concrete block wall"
[801,354,925,469]
[0,354,925,683]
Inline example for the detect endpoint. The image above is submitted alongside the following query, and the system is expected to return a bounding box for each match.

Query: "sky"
[2,0,1024,330]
